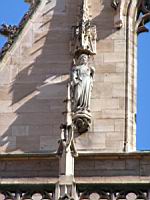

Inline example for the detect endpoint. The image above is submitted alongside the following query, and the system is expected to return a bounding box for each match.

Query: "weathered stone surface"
[75,132,106,150]
[75,155,150,178]
[0,0,136,153]
[0,158,59,178]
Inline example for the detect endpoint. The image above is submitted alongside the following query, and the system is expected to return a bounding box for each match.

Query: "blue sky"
[0,1,150,150]
[137,23,150,150]
[0,1,29,47]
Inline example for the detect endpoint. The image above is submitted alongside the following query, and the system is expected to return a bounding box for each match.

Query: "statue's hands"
[74,79,79,85]
[71,79,79,87]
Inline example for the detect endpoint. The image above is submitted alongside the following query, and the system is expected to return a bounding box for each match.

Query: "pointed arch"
[124,0,150,151]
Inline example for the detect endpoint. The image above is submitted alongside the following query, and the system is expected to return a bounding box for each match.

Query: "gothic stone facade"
[0,0,150,199]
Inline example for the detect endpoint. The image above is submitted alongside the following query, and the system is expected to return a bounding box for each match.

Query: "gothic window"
[136,0,150,149]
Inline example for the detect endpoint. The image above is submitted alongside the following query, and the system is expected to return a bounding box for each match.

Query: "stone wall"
[0,153,150,183]
[75,0,129,152]
[0,157,58,178]
[0,0,77,153]
[0,0,136,153]
[75,153,150,181]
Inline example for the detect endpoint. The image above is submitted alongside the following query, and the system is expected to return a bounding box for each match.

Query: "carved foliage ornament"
[0,0,41,60]
[0,24,18,38]
[137,0,150,34]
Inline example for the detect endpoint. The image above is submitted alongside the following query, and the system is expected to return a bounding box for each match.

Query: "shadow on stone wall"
[92,0,115,41]
[74,0,118,151]
[0,0,117,153]
[0,0,75,153]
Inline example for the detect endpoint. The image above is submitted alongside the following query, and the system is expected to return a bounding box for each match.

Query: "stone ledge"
[0,152,57,160]
[75,176,150,184]
[77,151,150,159]
[1,176,150,185]
[0,178,57,185]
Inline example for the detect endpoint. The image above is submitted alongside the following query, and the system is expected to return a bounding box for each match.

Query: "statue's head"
[78,54,89,65]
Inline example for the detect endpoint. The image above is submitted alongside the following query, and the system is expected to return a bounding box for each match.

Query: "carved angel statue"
[71,54,95,114]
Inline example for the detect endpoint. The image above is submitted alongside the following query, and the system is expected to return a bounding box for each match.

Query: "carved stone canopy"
[71,0,97,57]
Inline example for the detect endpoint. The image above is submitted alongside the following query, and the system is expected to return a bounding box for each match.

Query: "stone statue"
[70,0,96,134]
[71,54,95,133]
[71,54,95,114]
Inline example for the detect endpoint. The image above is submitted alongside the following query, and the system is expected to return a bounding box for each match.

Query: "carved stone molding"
[78,184,150,200]
[0,184,150,200]
[0,186,54,200]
